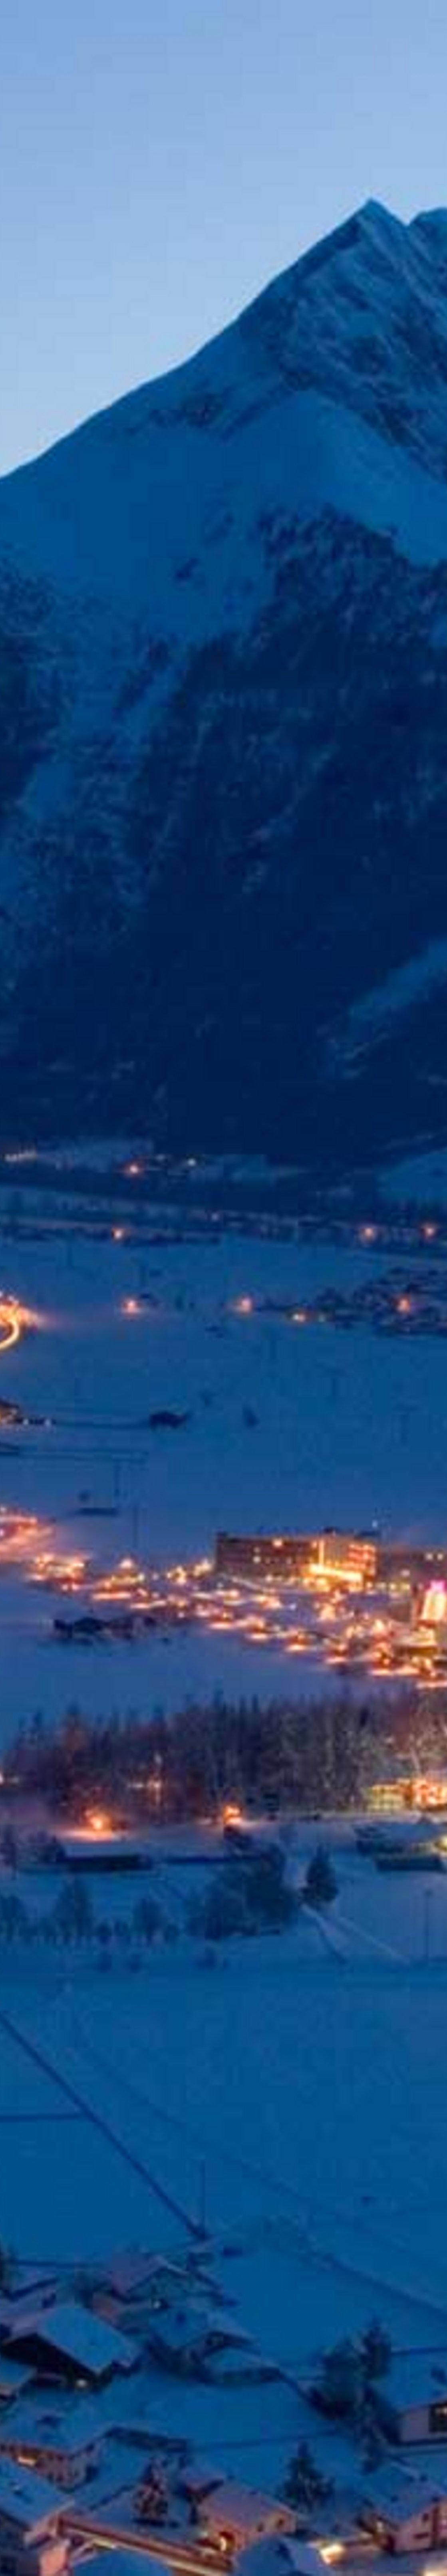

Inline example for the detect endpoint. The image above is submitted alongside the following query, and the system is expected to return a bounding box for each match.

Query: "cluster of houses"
[1,2255,447,2576]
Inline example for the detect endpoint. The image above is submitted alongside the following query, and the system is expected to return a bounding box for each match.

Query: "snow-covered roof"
[202,2482,294,2531]
[150,2310,208,2352]
[238,2546,322,2576]
[0,2458,65,2530]
[6,2302,137,2380]
[0,2397,102,2456]
[363,2464,447,2518]
[81,2438,155,2507]
[102,2253,190,2300]
[151,2304,249,2354]
[383,2350,447,2412]
[181,2460,221,2496]
[0,2359,35,2396]
[81,2551,173,2576]
[4,2273,60,2309]
[109,2358,299,2482]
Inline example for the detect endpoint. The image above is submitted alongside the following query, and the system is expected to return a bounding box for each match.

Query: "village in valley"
[0,1157,447,2576]
[0,2171,446,2576]
[4,33,447,2576]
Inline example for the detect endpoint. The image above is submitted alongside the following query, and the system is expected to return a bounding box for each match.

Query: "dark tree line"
[3,1679,435,1822]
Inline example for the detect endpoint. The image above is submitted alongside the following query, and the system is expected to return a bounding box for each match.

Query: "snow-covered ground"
[3,1840,447,2367]
[0,1184,445,2408]
[0,1212,445,2475]
[0,1222,446,1730]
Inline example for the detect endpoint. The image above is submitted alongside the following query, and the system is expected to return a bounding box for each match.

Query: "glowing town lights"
[30,1551,89,1591]
[124,1160,143,1178]
[360,1224,378,1244]
[397,1294,412,1316]
[319,2548,345,2566]
[112,1226,125,1242]
[121,1296,140,1317]
[5,1500,447,1687]
[291,1310,307,1325]
[422,1222,437,1240]
[0,1511,54,1570]
[232,1295,254,1317]
[0,1304,20,1351]
[421,1581,447,1627]
[68,1812,119,1842]
[0,1297,39,1353]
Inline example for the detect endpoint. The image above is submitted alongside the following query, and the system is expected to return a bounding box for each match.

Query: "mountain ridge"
[1,199,447,1167]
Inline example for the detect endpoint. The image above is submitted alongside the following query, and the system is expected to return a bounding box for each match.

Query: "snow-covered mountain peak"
[1,199,447,1169]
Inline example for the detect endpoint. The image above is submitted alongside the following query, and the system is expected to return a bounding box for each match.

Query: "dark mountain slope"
[1,199,447,1166]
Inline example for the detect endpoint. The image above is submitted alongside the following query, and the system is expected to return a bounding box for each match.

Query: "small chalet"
[0,2459,68,2576]
[92,2255,202,2333]
[376,2350,447,2444]
[2,2305,137,2392]
[198,2484,296,2551]
[0,2398,102,2489]
[361,2463,447,2552]
[147,2307,260,2382]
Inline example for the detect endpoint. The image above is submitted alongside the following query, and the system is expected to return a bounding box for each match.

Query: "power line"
[0,2003,201,2242]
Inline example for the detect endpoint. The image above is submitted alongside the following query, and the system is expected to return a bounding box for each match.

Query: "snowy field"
[3,1838,447,2382]
[0,1213,445,2451]
[0,1220,447,1731]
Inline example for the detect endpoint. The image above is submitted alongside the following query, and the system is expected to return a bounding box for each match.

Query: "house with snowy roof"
[360,2463,447,2552]
[147,2304,264,2382]
[2,2306,137,2393]
[0,2396,103,2489]
[92,2253,209,2334]
[376,2350,447,2444]
[197,2483,296,2550]
[0,2459,68,2576]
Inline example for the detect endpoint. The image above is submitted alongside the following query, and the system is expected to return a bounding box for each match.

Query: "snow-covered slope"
[2,197,447,1166]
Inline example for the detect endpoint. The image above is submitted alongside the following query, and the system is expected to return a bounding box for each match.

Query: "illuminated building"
[215,1532,311,1580]
[216,1528,379,1586]
[368,1774,447,1814]
[314,1530,378,1584]
[198,2485,296,2549]
[0,2461,70,2576]
[362,2466,447,2550]
[0,2411,100,2490]
[421,1578,447,1626]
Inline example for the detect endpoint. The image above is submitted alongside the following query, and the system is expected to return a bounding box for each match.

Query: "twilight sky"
[1,0,447,476]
